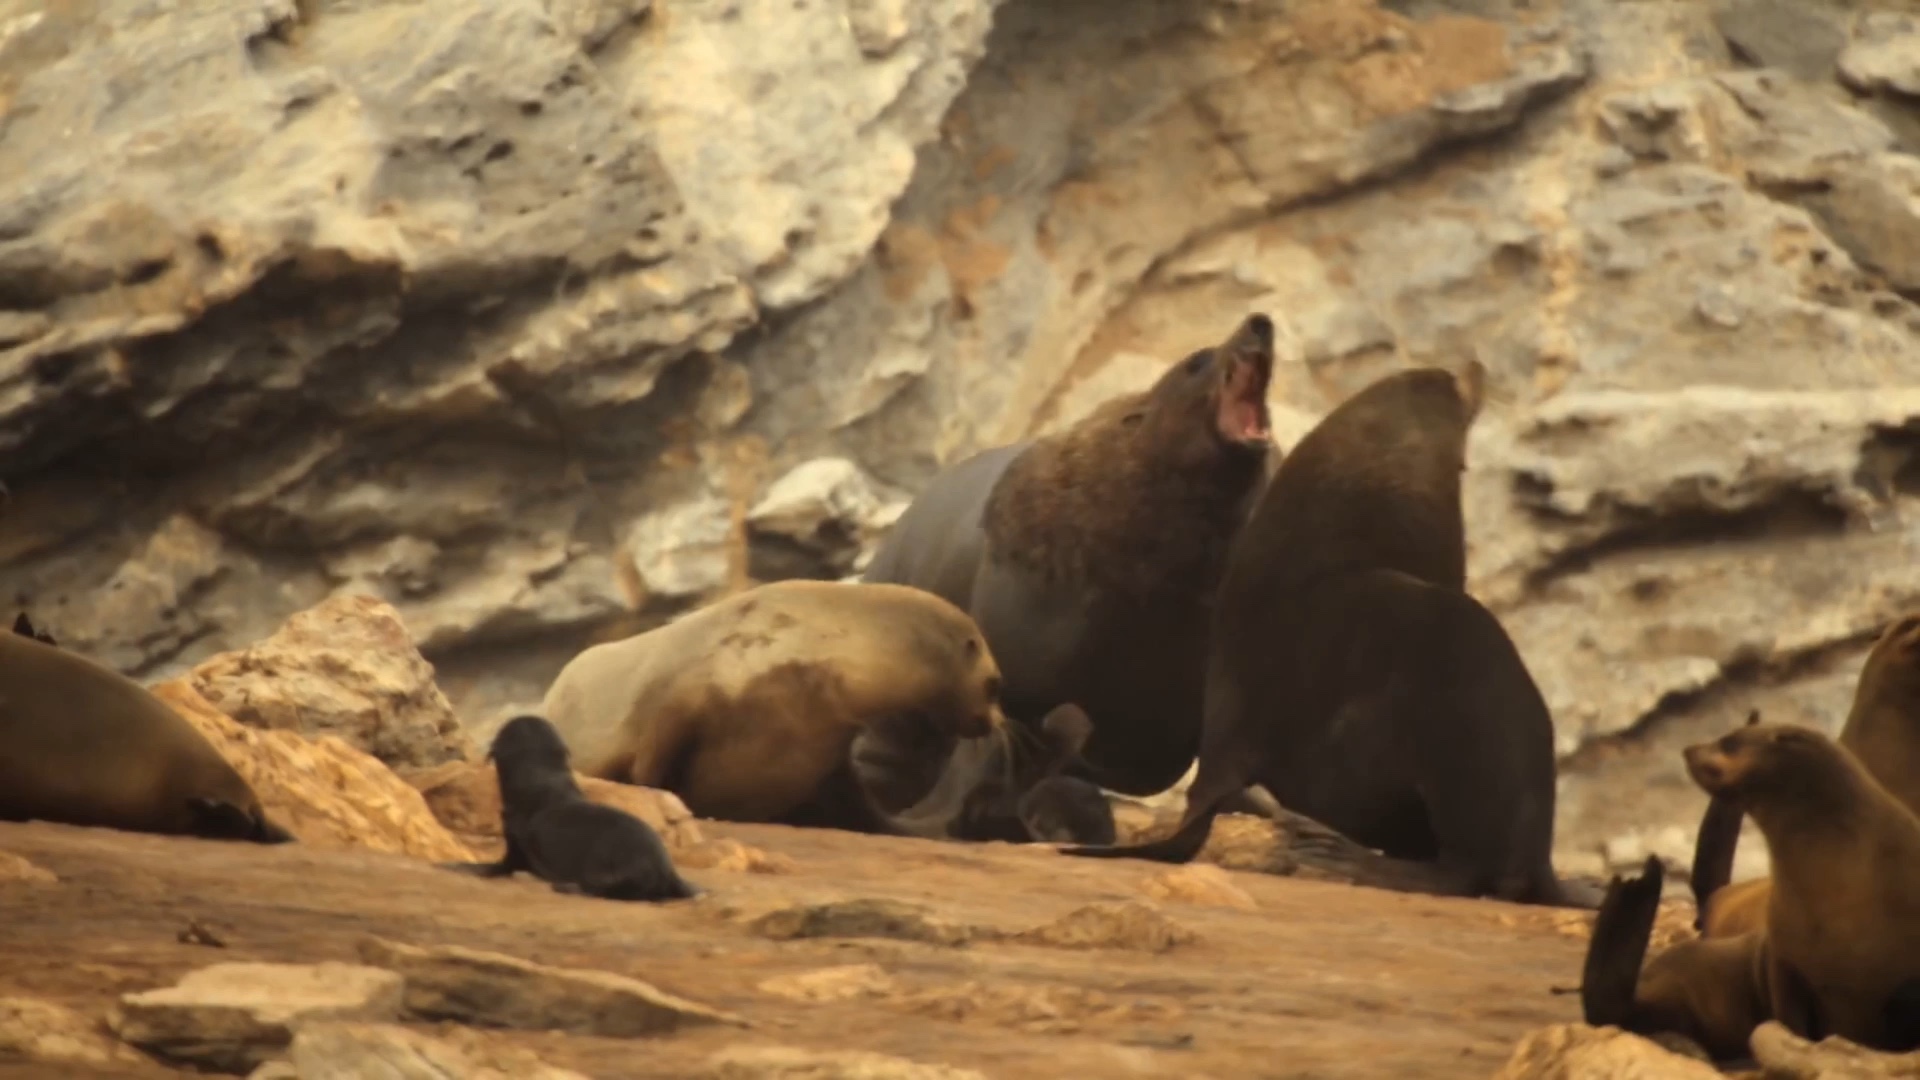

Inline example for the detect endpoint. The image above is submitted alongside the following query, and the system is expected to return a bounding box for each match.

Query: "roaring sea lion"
[861,313,1276,807]
[1687,722,1920,1049]
[444,715,696,902]
[540,580,1007,835]
[1063,362,1595,907]
[0,629,291,844]
[1695,616,1920,935]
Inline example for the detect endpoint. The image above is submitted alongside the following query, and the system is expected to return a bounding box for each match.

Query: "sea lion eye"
[1121,411,1145,427]
[1182,350,1211,375]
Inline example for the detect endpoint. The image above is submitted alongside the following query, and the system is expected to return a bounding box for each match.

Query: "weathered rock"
[247,1022,590,1080]
[186,593,471,769]
[153,680,480,863]
[110,962,404,1074]
[1712,0,1847,82]
[743,898,977,947]
[1012,901,1197,954]
[1840,14,1920,98]
[707,1046,988,1080]
[1137,865,1258,911]
[0,851,57,887]
[1493,1023,1721,1080]
[355,936,746,1036]
[0,996,146,1067]
[746,457,905,578]
[756,964,900,1005]
[1751,1020,1920,1079]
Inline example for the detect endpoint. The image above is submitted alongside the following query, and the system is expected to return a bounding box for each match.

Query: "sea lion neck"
[981,405,1269,602]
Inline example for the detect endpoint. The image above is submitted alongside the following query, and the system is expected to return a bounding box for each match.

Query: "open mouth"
[1215,313,1275,446]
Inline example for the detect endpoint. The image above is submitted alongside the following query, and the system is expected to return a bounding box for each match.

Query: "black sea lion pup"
[1687,721,1920,1050]
[863,312,1276,811]
[0,629,292,844]
[444,715,696,903]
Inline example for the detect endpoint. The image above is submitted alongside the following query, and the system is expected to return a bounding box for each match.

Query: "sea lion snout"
[1216,313,1275,445]
[1683,743,1734,793]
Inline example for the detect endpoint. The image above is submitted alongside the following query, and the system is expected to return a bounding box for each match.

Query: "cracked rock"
[110,962,404,1074]
[245,1021,590,1080]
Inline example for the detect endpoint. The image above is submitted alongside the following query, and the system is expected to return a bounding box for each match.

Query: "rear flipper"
[1581,855,1665,1030]
[186,798,297,846]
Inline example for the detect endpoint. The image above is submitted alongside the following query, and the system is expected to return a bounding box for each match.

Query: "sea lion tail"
[1059,797,1222,864]
[1581,854,1664,1030]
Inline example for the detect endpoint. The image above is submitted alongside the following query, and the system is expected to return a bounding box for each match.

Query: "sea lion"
[1687,721,1920,1049]
[12,612,55,646]
[0,629,291,844]
[861,313,1276,807]
[1062,363,1595,907]
[1581,856,1774,1061]
[540,579,1008,835]
[444,715,696,902]
[1695,616,1920,935]
[908,702,1117,845]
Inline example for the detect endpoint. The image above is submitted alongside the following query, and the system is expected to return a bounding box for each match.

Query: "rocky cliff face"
[6,0,1920,874]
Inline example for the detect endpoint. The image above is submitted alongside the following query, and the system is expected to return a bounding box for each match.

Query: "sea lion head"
[1683,722,1841,804]
[952,630,1010,740]
[1861,612,1920,702]
[1122,312,1275,469]
[489,714,573,776]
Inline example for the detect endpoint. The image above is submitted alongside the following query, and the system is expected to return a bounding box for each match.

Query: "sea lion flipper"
[1581,854,1664,1029]
[1883,978,1920,1052]
[1060,788,1227,863]
[1689,793,1745,929]
[440,859,515,878]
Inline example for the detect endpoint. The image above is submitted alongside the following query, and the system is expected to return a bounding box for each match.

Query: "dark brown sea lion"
[861,313,1276,808]
[1695,616,1920,935]
[1062,362,1595,907]
[443,715,697,902]
[539,579,1008,836]
[0,629,291,844]
[906,702,1118,845]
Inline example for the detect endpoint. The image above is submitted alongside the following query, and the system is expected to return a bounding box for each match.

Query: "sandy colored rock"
[707,1045,988,1080]
[186,594,471,769]
[153,680,480,864]
[757,964,899,1005]
[110,962,404,1073]
[1137,865,1258,911]
[677,836,798,875]
[1493,1023,1722,1080]
[0,996,146,1067]
[0,851,57,887]
[356,936,746,1036]
[1750,1020,1920,1079]
[1013,901,1197,954]
[253,1021,590,1080]
[744,898,976,947]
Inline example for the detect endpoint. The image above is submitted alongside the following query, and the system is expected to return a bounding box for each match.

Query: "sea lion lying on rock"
[542,580,1009,836]
[0,620,291,844]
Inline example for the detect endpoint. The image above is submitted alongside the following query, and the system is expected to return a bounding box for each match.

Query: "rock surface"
[110,961,405,1073]
[0,995,147,1068]
[0,816,1605,1079]
[248,1022,590,1080]
[153,679,480,863]
[355,936,747,1037]
[1493,1024,1722,1080]
[10,0,1920,882]
[185,593,472,770]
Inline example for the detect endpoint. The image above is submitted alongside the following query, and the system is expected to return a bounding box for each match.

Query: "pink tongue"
[1220,399,1268,441]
